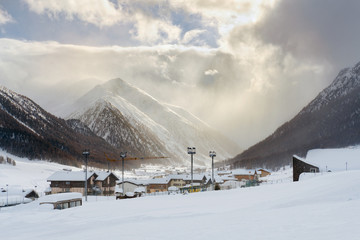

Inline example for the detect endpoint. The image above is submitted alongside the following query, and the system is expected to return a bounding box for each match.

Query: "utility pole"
[187,147,196,188]
[82,150,90,202]
[209,151,216,190]
[120,152,127,196]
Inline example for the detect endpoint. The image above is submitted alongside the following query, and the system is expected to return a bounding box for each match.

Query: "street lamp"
[120,152,127,196]
[209,151,216,190]
[82,149,90,202]
[6,184,8,207]
[187,147,196,187]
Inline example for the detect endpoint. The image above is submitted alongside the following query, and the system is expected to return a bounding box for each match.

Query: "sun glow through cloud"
[1,0,360,149]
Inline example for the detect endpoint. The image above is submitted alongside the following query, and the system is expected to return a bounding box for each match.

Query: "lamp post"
[209,151,216,190]
[120,152,127,196]
[6,184,8,207]
[82,150,90,202]
[187,147,196,187]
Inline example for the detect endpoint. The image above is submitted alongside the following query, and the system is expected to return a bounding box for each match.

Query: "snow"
[1,170,360,239]
[1,149,360,239]
[47,171,98,181]
[67,79,238,165]
[305,147,360,172]
[0,149,81,193]
[38,192,82,203]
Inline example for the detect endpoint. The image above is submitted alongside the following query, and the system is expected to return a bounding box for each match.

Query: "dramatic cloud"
[0,0,359,149]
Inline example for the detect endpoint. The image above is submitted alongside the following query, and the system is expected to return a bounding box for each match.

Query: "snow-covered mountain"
[0,86,122,167]
[68,78,239,165]
[231,61,360,169]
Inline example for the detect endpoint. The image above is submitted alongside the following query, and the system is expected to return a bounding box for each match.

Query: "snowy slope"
[1,165,360,240]
[68,78,239,165]
[231,60,360,169]
[302,62,360,114]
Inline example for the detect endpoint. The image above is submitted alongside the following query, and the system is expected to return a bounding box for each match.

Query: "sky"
[1,0,360,149]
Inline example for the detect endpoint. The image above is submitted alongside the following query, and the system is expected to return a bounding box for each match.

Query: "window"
[66,181,70,185]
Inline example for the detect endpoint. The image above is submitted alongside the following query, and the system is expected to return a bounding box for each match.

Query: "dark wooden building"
[293,155,319,181]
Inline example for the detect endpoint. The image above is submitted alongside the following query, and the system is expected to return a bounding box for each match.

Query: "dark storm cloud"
[255,0,360,70]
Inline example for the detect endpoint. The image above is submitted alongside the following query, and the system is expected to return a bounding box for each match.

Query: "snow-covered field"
[1,170,359,240]
[1,149,360,240]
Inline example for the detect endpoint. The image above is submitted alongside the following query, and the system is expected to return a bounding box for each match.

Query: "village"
[0,150,273,209]
[1,147,359,210]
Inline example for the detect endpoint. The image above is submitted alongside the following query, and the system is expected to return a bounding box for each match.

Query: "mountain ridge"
[0,85,124,168]
[69,78,240,165]
[230,61,360,170]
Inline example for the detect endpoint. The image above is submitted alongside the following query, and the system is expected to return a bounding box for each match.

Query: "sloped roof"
[39,192,82,203]
[47,171,97,182]
[148,178,170,184]
[231,169,256,175]
[117,179,149,186]
[183,174,206,181]
[95,171,119,181]
[167,174,187,180]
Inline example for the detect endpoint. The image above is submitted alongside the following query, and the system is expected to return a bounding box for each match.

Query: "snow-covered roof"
[0,186,38,198]
[117,178,149,186]
[183,174,206,181]
[167,174,186,180]
[257,168,271,173]
[39,192,82,203]
[47,171,97,181]
[220,175,237,181]
[148,178,170,184]
[304,148,360,172]
[231,169,256,175]
[94,171,119,181]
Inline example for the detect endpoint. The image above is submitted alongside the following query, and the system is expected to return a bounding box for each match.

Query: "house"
[232,169,258,181]
[220,174,237,182]
[257,169,271,177]
[47,171,98,195]
[293,155,319,182]
[116,179,148,194]
[147,178,170,193]
[167,175,186,188]
[94,171,119,195]
[39,192,82,210]
[183,174,208,186]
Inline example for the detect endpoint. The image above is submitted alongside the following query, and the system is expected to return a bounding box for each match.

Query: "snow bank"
[306,147,360,172]
[1,170,360,240]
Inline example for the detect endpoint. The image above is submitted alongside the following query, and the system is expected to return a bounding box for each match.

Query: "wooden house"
[257,169,271,177]
[94,172,119,195]
[183,174,208,186]
[147,178,170,193]
[167,175,186,188]
[47,171,98,195]
[232,169,258,181]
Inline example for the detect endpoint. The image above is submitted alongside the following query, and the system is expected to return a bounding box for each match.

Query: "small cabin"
[39,192,82,210]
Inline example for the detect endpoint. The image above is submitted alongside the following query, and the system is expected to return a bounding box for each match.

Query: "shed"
[293,155,319,181]
[39,192,82,210]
